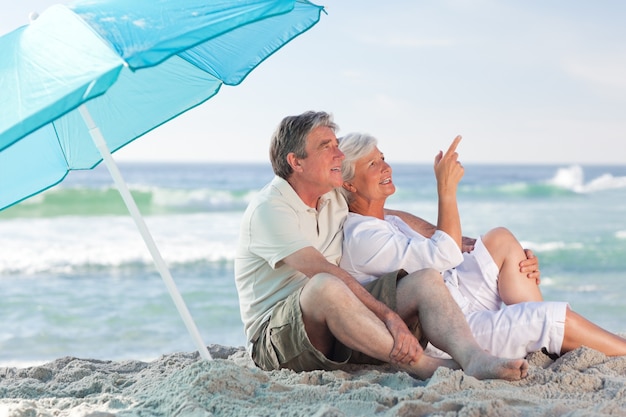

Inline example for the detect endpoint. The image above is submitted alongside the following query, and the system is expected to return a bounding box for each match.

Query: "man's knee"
[398,268,446,299]
[404,268,443,284]
[302,273,350,302]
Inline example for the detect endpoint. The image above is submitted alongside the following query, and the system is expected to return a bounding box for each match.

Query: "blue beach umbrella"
[0,0,325,360]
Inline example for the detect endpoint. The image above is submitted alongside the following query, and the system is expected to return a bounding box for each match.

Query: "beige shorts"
[251,269,412,371]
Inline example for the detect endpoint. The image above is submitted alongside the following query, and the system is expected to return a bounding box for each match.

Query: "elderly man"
[234,111,528,380]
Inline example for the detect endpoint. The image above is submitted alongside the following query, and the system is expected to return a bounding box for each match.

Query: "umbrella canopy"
[0,0,324,360]
[1,0,324,205]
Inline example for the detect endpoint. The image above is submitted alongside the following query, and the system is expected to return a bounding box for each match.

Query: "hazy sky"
[2,0,625,164]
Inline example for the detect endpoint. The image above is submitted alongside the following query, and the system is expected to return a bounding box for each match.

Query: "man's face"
[297,126,345,193]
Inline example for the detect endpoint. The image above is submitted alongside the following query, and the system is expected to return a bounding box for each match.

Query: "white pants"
[426,237,568,359]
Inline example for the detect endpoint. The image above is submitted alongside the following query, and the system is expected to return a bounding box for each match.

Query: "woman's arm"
[434,136,464,249]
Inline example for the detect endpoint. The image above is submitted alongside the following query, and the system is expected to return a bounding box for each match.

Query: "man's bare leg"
[395,269,529,380]
[300,272,527,380]
[300,273,454,379]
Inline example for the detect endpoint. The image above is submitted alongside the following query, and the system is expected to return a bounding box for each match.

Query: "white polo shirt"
[235,176,348,348]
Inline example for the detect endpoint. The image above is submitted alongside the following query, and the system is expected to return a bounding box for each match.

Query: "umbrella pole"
[78,104,213,361]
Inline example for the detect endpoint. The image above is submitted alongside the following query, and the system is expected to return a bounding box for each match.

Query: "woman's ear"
[342,181,356,192]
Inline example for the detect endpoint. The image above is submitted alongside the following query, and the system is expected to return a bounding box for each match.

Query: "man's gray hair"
[338,132,378,202]
[269,111,338,179]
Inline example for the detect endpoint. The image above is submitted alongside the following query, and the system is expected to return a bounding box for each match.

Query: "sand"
[1,344,625,417]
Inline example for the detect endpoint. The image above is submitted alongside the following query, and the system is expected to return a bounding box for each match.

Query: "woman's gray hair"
[338,132,378,202]
[269,111,338,180]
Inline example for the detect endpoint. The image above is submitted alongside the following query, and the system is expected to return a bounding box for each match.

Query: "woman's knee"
[483,227,514,245]
[483,227,524,261]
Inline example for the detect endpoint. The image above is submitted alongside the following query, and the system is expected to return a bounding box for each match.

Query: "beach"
[1,343,626,416]
[1,162,626,415]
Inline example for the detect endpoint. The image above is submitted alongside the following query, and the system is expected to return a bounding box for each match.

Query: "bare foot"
[402,355,460,380]
[463,353,528,381]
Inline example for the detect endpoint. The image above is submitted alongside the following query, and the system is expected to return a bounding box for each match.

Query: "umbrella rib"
[78,104,212,361]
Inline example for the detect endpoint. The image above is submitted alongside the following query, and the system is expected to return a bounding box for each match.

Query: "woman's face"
[349,146,396,202]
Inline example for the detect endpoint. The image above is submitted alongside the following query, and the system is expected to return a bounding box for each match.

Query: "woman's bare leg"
[395,270,528,380]
[561,308,626,356]
[482,227,543,304]
[301,271,528,380]
[483,229,626,357]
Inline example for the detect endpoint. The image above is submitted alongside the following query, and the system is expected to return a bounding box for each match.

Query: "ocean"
[1,162,626,367]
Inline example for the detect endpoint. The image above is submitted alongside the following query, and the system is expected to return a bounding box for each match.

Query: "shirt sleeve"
[247,198,312,269]
[345,215,464,277]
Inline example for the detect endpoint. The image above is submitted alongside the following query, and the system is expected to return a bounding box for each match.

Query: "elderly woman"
[338,132,626,359]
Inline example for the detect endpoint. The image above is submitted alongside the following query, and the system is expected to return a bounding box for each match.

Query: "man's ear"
[287,153,303,172]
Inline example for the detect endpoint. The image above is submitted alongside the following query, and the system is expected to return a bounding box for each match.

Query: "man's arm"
[282,246,421,364]
[384,208,436,237]
[385,208,477,252]
[282,246,397,322]
[385,208,539,280]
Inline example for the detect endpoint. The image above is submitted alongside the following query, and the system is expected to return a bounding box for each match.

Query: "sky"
[2,0,626,165]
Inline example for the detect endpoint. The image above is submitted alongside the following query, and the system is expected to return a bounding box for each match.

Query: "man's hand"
[520,249,541,285]
[462,236,476,252]
[384,314,423,365]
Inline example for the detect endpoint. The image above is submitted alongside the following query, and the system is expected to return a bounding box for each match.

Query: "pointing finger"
[444,135,462,157]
